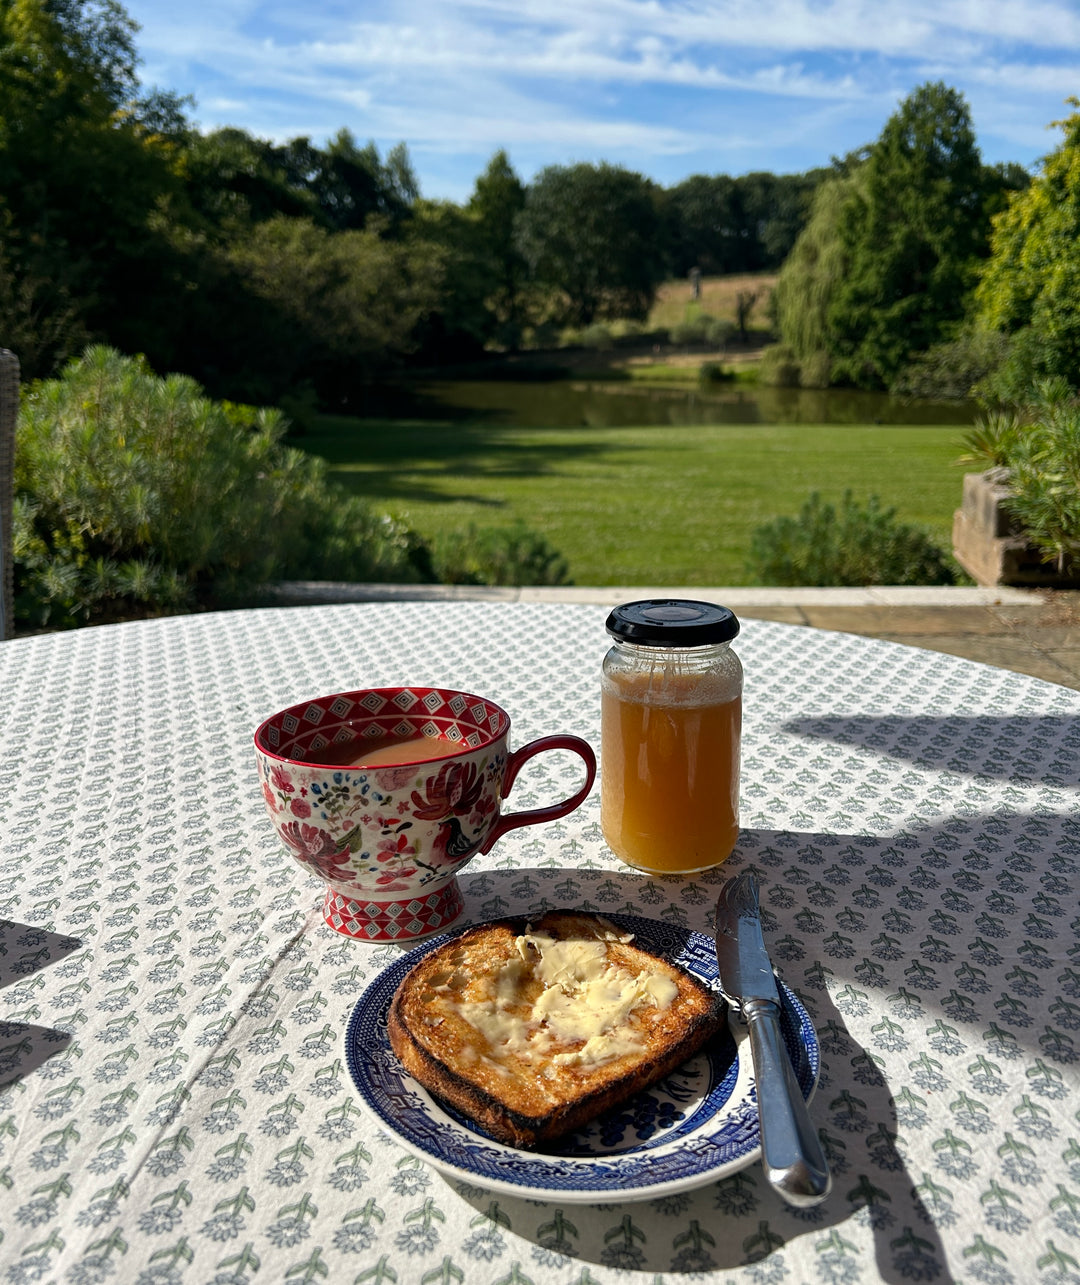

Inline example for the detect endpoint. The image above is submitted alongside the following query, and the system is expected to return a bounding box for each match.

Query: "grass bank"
[303,416,969,586]
[647,270,777,333]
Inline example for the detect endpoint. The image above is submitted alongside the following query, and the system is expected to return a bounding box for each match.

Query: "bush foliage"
[747,491,959,586]
[891,328,1010,401]
[430,521,571,587]
[961,380,1080,576]
[757,343,805,388]
[668,313,734,348]
[14,347,576,628]
[13,347,437,627]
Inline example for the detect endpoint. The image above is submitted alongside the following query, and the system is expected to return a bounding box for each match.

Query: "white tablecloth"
[2,601,1079,1284]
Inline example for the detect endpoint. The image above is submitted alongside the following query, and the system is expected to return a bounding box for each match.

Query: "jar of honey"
[601,599,742,873]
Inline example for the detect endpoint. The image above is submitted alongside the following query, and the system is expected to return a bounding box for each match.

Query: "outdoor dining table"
[2,598,1080,1285]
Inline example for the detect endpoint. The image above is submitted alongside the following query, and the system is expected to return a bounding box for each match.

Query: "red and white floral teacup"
[254,686,596,941]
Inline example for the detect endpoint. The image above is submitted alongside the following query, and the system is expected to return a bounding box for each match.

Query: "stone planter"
[952,468,1080,587]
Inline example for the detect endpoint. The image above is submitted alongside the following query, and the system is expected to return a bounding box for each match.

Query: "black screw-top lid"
[605,599,740,647]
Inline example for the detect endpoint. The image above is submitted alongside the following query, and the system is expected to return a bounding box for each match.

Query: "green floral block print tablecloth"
[1,601,1079,1284]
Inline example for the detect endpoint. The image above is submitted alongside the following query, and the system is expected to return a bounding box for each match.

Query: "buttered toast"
[387,910,725,1148]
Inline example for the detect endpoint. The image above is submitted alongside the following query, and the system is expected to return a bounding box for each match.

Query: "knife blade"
[715,871,831,1206]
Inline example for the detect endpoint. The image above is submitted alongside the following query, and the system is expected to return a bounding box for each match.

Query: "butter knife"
[714,871,831,1206]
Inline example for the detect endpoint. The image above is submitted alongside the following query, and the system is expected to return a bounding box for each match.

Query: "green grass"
[302,414,971,585]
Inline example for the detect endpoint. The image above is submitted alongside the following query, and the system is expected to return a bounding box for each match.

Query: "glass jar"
[601,599,742,873]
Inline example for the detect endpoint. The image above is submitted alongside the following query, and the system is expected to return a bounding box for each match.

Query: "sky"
[122,0,1080,203]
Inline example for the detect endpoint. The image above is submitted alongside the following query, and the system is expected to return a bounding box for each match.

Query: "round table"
[1,601,1079,1284]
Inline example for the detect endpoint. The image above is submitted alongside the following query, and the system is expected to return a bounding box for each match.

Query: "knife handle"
[742,997,832,1207]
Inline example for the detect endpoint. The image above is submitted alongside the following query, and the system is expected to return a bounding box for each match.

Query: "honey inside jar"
[601,669,740,872]
[600,601,742,874]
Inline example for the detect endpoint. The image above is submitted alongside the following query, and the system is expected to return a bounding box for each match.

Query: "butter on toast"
[387,910,725,1148]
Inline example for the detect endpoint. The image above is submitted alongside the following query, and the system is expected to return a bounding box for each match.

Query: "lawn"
[302,415,971,586]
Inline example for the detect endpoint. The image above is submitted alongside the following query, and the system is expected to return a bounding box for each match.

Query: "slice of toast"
[387,910,725,1148]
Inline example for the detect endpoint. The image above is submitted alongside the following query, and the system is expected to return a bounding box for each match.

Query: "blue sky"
[123,0,1080,203]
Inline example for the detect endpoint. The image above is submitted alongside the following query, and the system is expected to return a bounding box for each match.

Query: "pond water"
[367,378,977,428]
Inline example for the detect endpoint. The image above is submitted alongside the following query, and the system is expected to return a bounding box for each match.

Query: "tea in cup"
[254,686,596,940]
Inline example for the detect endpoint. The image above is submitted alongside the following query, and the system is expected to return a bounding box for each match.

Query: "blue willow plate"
[344,913,819,1203]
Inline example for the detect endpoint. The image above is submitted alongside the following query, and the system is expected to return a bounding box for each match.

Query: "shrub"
[891,328,1010,401]
[747,491,959,586]
[957,409,1028,469]
[669,313,733,348]
[668,319,702,346]
[579,323,615,351]
[698,362,734,385]
[14,346,435,628]
[971,327,1060,408]
[430,521,572,587]
[978,380,1080,576]
[757,343,803,388]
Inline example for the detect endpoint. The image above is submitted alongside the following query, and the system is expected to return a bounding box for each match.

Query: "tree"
[221,215,444,401]
[308,132,418,233]
[975,101,1080,389]
[149,129,431,399]
[405,198,490,363]
[775,83,998,389]
[755,170,830,265]
[181,128,319,229]
[663,170,824,277]
[180,129,418,236]
[467,150,527,345]
[827,82,986,387]
[515,163,665,325]
[399,153,527,364]
[0,0,187,376]
[663,173,740,276]
[770,168,868,386]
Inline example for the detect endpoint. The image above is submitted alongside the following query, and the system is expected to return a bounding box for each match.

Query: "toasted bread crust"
[387,911,725,1148]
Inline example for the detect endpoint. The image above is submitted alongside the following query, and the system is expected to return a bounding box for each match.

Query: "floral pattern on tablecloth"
[1,600,1079,1284]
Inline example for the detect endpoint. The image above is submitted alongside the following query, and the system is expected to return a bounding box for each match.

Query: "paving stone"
[1043,650,1080,687]
[799,605,1016,635]
[731,606,808,624]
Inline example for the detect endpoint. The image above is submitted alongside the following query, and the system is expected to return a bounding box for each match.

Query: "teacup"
[254,686,596,941]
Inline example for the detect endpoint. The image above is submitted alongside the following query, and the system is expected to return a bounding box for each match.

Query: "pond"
[362,378,978,428]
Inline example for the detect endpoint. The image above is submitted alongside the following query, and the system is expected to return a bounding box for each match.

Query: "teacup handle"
[479,735,596,854]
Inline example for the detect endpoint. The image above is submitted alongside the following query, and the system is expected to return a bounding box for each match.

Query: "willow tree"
[770,167,868,387]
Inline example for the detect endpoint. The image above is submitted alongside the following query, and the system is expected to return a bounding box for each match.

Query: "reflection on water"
[378,379,977,428]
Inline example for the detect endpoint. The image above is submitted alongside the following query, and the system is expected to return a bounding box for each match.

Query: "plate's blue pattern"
[344,914,819,1200]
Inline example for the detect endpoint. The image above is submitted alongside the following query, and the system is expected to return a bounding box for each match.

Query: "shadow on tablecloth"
[0,920,81,1086]
[783,712,1080,789]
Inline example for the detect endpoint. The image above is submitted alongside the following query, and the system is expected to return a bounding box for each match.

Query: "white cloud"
[123,0,1080,195]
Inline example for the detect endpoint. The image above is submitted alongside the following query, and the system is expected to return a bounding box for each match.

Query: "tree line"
[0,0,828,406]
[6,1,1077,410]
